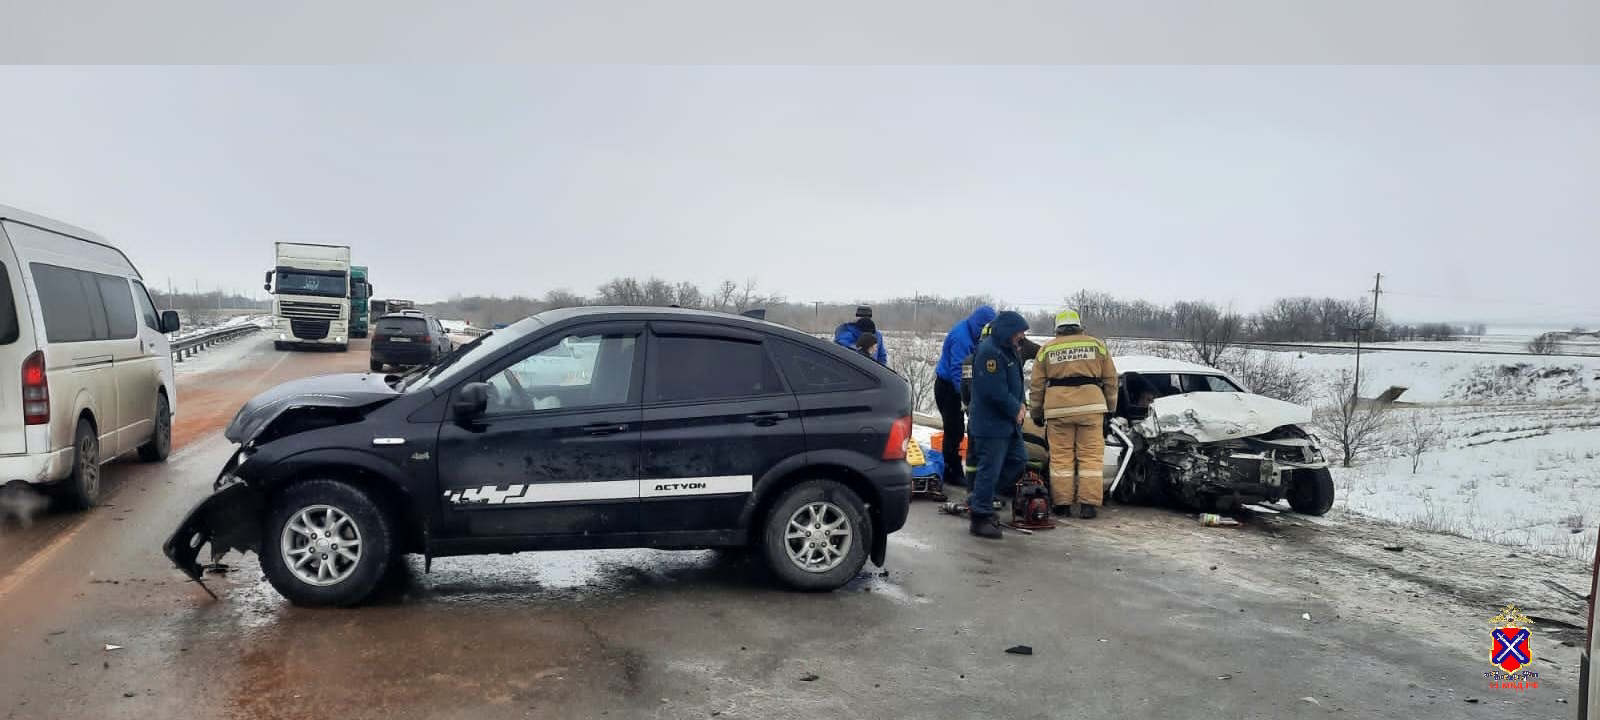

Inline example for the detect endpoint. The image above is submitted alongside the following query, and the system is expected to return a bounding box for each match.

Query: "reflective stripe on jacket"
[1027,332,1118,419]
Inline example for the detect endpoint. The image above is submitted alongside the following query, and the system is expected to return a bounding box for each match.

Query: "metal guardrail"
[171,324,261,363]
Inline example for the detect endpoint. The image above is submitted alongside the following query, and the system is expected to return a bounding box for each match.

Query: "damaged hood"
[1148,392,1312,443]
[224,373,398,444]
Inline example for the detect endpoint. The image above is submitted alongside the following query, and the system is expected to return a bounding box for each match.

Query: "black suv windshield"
[403,315,545,392]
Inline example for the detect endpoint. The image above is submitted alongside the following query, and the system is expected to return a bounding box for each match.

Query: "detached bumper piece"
[162,481,262,597]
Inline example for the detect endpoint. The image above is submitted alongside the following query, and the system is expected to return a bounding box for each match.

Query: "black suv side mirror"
[159,310,181,333]
[452,382,489,419]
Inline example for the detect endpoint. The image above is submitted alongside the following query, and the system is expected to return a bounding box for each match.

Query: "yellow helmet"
[1054,308,1082,328]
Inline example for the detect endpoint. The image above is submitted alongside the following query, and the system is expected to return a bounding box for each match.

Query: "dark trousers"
[933,377,965,484]
[970,430,1026,517]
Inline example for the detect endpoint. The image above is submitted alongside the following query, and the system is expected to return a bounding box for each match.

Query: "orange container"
[928,432,969,459]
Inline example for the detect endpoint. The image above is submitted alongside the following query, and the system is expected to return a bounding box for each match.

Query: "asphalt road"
[0,335,1583,719]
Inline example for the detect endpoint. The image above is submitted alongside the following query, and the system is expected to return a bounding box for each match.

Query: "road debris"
[1300,613,1311,621]
[1300,697,1320,706]
[103,644,122,651]
[1217,674,1232,681]
[1004,645,1033,656]
[798,673,819,682]
[1199,513,1239,527]
[1381,545,1405,552]
[1464,698,1480,704]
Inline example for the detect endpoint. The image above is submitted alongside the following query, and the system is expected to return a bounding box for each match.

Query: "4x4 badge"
[410,451,431,461]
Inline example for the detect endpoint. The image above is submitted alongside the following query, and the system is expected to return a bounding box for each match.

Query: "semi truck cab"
[264,242,352,350]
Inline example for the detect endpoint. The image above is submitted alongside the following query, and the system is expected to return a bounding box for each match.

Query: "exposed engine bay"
[1110,391,1330,512]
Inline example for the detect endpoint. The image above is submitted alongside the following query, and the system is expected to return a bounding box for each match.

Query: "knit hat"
[854,305,873,319]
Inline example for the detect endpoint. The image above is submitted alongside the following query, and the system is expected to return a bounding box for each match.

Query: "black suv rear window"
[649,335,784,402]
[770,340,876,394]
[377,317,427,334]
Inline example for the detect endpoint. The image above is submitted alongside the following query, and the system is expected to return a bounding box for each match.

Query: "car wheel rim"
[79,434,99,498]
[784,501,853,573]
[280,504,363,587]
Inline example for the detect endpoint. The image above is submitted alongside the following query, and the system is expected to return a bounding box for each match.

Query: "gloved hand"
[1030,408,1045,427]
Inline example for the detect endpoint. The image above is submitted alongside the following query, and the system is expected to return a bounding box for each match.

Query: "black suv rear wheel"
[760,479,870,591]
[260,480,393,607]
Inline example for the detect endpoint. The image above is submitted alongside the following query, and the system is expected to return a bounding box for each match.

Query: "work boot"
[1052,504,1073,517]
[969,514,1003,540]
[1078,503,1097,519]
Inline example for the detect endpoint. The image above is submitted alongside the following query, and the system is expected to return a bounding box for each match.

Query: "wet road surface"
[0,335,1583,719]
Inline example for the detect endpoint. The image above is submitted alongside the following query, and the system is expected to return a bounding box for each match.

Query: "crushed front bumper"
[161,450,262,585]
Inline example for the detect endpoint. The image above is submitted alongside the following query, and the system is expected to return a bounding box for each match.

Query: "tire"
[760,479,871,591]
[137,393,172,462]
[58,418,101,510]
[1287,468,1335,516]
[369,359,384,373]
[260,480,393,607]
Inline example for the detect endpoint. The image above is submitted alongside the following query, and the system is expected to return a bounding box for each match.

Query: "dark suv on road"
[369,311,453,373]
[166,307,914,606]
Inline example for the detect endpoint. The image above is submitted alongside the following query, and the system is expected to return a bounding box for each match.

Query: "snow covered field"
[886,329,1600,560]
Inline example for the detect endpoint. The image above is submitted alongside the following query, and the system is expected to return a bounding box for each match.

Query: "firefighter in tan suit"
[1028,309,1118,518]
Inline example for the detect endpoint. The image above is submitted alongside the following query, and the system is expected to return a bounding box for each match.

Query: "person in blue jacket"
[834,305,886,365]
[966,310,1030,540]
[932,305,996,488]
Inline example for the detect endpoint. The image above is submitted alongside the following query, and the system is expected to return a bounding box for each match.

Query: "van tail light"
[882,415,912,461]
[421,335,432,343]
[21,350,48,425]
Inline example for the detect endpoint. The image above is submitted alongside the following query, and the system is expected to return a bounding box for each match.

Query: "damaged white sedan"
[1024,355,1334,515]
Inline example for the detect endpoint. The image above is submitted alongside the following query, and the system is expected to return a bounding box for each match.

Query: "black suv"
[370,311,453,372]
[166,307,914,606]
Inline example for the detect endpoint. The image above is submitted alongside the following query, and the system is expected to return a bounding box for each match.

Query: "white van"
[0,204,180,509]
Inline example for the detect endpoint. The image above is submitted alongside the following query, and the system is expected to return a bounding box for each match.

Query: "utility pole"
[911,293,920,332]
[1350,272,1383,405]
[1370,272,1383,336]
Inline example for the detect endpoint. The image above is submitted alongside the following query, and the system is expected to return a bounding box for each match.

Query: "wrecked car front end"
[1116,391,1329,511]
[162,373,401,587]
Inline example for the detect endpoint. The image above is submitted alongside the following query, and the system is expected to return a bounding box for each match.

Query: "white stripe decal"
[443,475,754,506]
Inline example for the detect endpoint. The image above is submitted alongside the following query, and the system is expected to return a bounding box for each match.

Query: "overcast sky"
[0,66,1593,325]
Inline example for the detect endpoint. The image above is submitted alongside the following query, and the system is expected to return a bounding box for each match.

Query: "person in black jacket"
[965,310,1030,540]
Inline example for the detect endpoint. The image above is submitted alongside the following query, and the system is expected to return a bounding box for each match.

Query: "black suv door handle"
[745,412,787,427]
[584,423,629,436]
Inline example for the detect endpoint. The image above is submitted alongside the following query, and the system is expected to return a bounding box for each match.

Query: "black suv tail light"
[882,415,912,461]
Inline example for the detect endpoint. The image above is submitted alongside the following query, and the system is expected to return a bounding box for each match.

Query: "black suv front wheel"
[760,479,870,591]
[260,480,393,607]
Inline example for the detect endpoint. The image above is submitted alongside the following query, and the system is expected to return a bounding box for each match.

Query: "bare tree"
[1312,369,1393,468]
[888,343,937,414]
[595,277,645,305]
[672,281,703,309]
[1215,350,1312,405]
[641,277,676,306]
[1527,332,1560,355]
[1175,301,1242,366]
[711,280,739,312]
[541,288,584,310]
[1401,410,1444,474]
